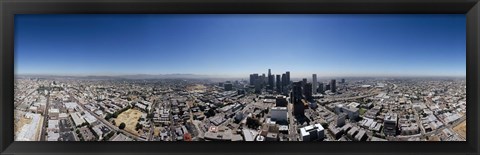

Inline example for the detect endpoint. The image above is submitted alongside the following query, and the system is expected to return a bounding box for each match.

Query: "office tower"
[281,73,288,95]
[249,74,254,85]
[326,84,330,91]
[383,113,398,136]
[272,74,276,90]
[275,95,288,107]
[224,83,233,91]
[270,107,288,123]
[341,78,345,83]
[312,74,317,94]
[343,106,359,121]
[291,82,302,103]
[276,75,281,93]
[262,73,267,86]
[318,83,324,94]
[304,83,313,101]
[302,78,307,88]
[252,74,259,86]
[268,69,274,90]
[255,78,262,94]
[237,89,245,95]
[292,81,305,116]
[269,75,275,90]
[281,73,287,87]
[336,113,347,127]
[330,79,337,93]
[286,71,290,85]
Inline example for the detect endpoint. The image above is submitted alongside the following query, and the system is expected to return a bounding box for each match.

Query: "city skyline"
[15,72,466,80]
[15,14,466,77]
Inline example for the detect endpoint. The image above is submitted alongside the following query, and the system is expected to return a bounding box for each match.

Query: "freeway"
[326,87,381,102]
[329,93,378,102]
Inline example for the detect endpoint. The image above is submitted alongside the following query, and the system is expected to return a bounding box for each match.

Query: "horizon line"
[15,72,467,79]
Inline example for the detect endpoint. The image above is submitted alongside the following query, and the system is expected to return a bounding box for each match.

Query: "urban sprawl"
[14,69,466,141]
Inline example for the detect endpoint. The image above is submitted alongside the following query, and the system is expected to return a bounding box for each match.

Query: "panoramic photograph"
[14,14,466,141]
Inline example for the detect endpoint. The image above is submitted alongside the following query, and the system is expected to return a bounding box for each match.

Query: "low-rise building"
[71,112,86,127]
[47,131,60,141]
[270,107,288,124]
[354,129,367,141]
[203,126,233,141]
[111,133,133,141]
[48,108,60,119]
[79,127,95,141]
[299,123,324,141]
[383,113,398,136]
[47,119,59,132]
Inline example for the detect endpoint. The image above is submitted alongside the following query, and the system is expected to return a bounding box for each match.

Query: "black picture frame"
[1,0,479,154]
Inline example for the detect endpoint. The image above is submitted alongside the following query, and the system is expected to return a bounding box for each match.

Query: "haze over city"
[15,14,465,78]
[14,14,466,142]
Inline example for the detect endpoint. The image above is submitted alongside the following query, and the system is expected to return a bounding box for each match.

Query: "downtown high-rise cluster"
[248,69,344,96]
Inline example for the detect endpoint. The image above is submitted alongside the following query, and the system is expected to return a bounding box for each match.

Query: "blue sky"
[15,14,465,78]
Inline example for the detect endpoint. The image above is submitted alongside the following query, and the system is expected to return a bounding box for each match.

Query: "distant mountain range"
[15,73,246,81]
[115,74,211,79]
[16,73,465,81]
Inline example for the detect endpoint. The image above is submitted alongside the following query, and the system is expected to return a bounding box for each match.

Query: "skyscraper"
[312,74,317,94]
[304,83,313,101]
[276,75,281,93]
[281,73,287,87]
[224,82,233,91]
[249,74,254,85]
[318,83,324,94]
[268,69,275,91]
[286,71,290,85]
[250,74,259,86]
[341,78,345,84]
[255,78,262,94]
[262,73,266,86]
[302,78,307,88]
[291,82,302,103]
[273,74,276,87]
[330,79,337,93]
[292,81,305,116]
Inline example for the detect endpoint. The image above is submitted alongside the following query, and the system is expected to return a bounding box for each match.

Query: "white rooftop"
[15,113,42,141]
